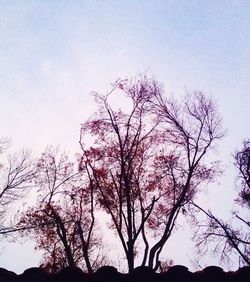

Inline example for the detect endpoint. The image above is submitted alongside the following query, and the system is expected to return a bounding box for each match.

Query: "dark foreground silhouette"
[0,265,250,282]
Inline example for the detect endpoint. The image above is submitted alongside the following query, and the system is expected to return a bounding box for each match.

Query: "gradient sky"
[0,0,250,273]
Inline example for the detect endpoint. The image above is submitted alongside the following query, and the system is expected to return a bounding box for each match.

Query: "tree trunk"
[77,221,93,273]
[126,241,134,273]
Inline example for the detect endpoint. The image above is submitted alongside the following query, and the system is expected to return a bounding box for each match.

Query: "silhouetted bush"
[18,267,49,282]
[0,268,17,282]
[0,265,249,282]
[52,267,90,282]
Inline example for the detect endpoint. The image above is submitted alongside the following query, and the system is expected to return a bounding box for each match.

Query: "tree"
[80,78,162,272]
[0,138,34,235]
[18,147,107,273]
[235,140,250,208]
[79,75,224,271]
[146,82,224,270]
[193,140,250,266]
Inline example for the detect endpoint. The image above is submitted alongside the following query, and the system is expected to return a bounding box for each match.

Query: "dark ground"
[0,265,249,282]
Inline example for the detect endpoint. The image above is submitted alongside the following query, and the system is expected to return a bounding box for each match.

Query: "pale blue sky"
[0,0,250,273]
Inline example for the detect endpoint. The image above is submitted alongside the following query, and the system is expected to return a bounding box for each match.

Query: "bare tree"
[193,140,250,267]
[146,88,224,270]
[235,140,250,208]
[0,139,34,234]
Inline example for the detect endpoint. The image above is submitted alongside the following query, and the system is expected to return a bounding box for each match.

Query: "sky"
[0,0,250,273]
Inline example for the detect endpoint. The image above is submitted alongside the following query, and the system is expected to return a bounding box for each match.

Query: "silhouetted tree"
[235,140,250,209]
[18,147,107,273]
[0,138,34,235]
[79,75,224,271]
[148,82,224,270]
[193,140,250,266]
[79,77,162,272]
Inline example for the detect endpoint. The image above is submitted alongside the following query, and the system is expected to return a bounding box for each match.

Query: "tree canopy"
[78,76,224,271]
[3,75,244,273]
